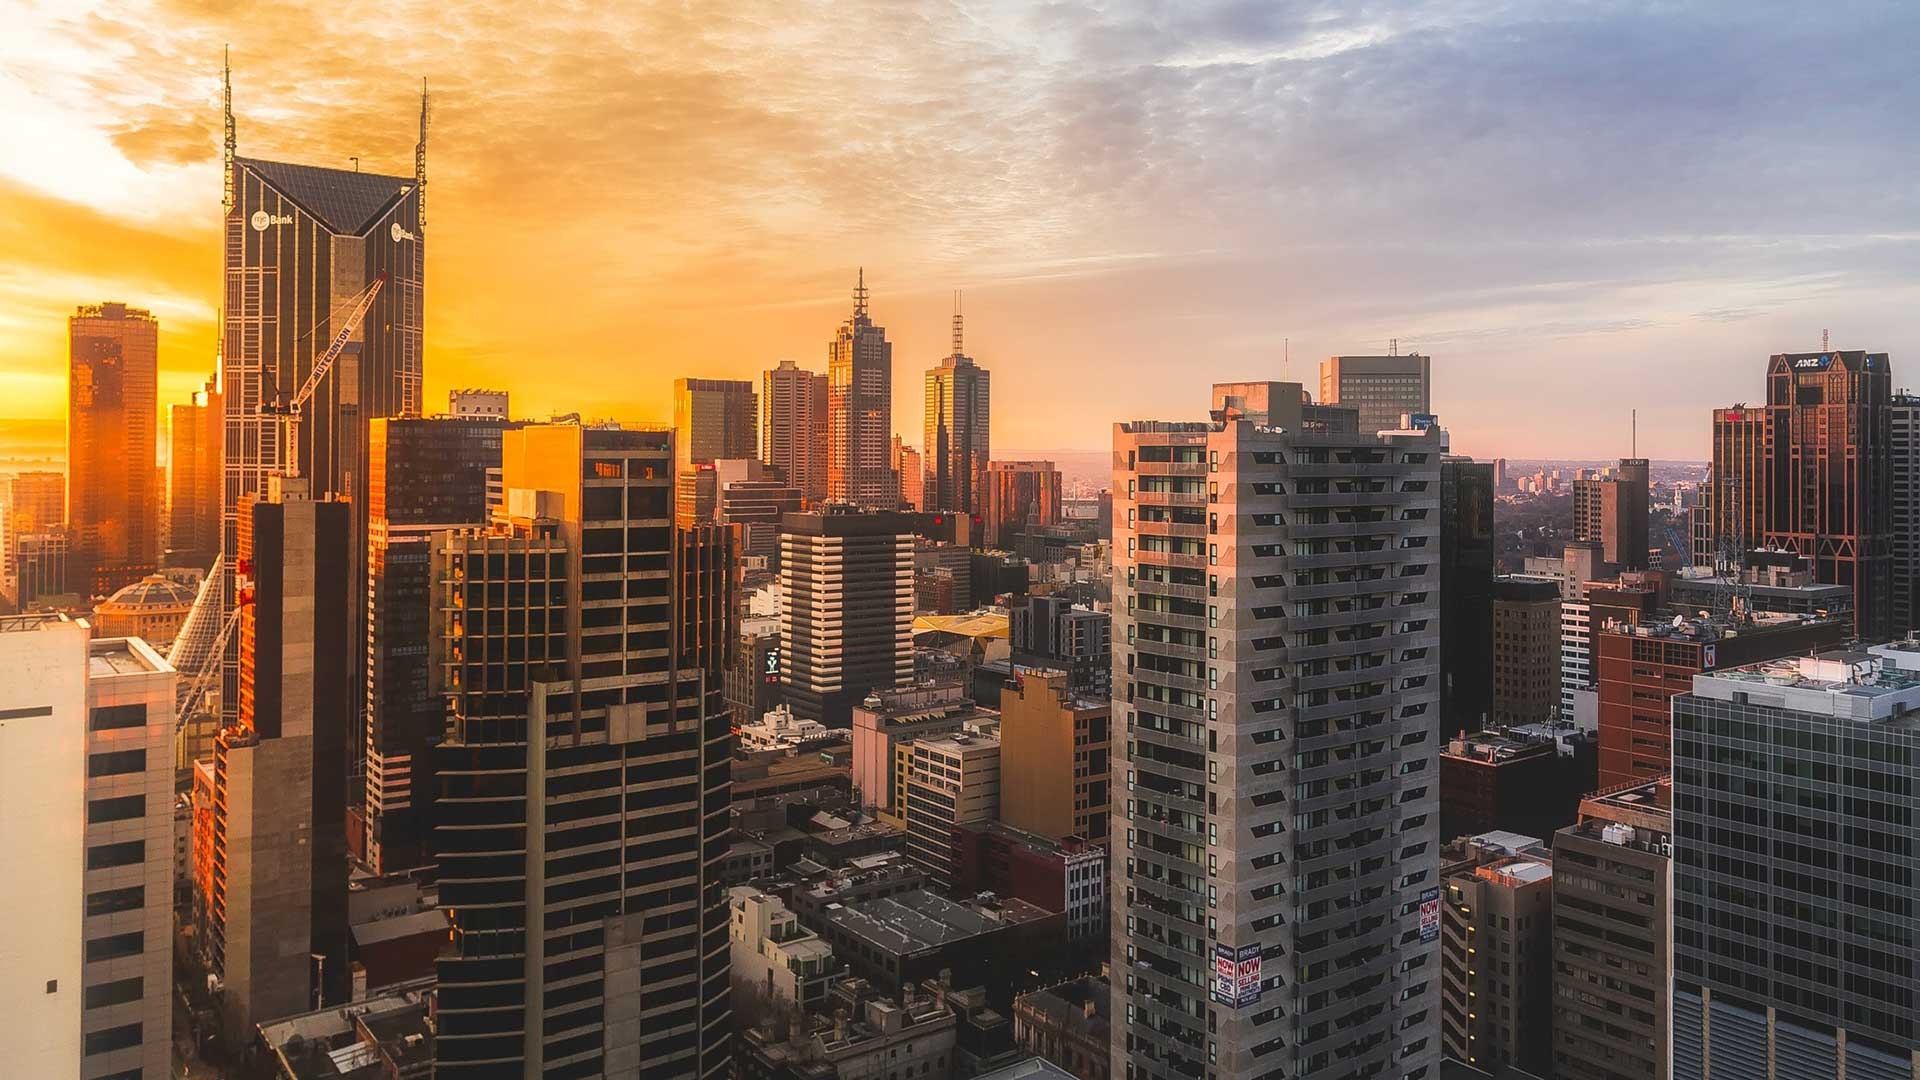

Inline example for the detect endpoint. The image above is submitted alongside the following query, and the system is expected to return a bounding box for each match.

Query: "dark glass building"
[221,148,425,722]
[430,425,733,1079]
[1707,351,1895,640]
[363,416,511,874]
[1440,456,1495,734]
[1673,643,1920,1078]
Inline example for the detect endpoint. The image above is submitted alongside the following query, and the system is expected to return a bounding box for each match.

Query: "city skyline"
[6,4,1919,461]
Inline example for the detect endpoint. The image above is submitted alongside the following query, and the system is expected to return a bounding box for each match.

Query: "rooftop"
[1601,609,1835,644]
[97,573,197,611]
[974,1057,1081,1080]
[87,636,171,678]
[238,157,412,236]
[1690,642,1920,723]
[822,890,1049,956]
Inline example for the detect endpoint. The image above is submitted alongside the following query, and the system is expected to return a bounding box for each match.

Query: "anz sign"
[1792,355,1833,372]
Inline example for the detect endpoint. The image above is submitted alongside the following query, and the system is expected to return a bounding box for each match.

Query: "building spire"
[222,44,236,215]
[415,78,429,233]
[853,267,869,320]
[951,290,964,359]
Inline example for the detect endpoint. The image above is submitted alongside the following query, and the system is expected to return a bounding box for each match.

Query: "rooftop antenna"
[221,45,236,215]
[1822,328,1829,352]
[853,267,869,320]
[1390,337,1398,357]
[951,290,964,358]
[1631,408,1637,459]
[349,156,359,172]
[1284,337,1289,368]
[415,78,429,233]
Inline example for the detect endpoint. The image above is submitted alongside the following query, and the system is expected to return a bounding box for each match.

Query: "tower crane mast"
[263,270,388,479]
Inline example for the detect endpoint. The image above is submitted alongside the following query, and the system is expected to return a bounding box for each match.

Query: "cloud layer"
[2,0,1917,459]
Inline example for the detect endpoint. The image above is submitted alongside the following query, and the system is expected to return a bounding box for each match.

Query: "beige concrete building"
[997,667,1110,842]
[729,886,841,1012]
[1439,833,1555,1075]
[1551,778,1671,1080]
[902,731,1001,891]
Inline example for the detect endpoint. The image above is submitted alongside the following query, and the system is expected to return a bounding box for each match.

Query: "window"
[85,932,143,962]
[85,977,143,1010]
[86,841,144,871]
[87,750,145,778]
[83,1023,142,1056]
[87,886,144,917]
[87,795,145,824]
[89,705,146,731]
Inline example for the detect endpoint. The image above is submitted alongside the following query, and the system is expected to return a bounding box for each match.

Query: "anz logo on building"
[1792,355,1832,372]
[249,210,294,230]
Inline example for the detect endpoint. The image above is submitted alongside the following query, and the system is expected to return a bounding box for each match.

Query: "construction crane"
[174,560,255,730]
[262,270,388,479]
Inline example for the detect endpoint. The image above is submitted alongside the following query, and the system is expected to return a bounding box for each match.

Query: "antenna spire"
[222,45,236,215]
[415,78,429,233]
[951,290,964,358]
[1822,327,1830,352]
[853,267,869,319]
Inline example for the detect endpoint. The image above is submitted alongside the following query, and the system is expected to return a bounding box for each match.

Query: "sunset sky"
[4,1,1918,462]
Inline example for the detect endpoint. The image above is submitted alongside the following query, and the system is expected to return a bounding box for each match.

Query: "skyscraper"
[1492,576,1561,727]
[1673,644,1920,1078]
[1573,457,1650,570]
[828,270,896,506]
[0,613,90,1076]
[1113,385,1446,1080]
[168,376,223,571]
[70,302,159,595]
[79,633,177,1080]
[674,377,758,476]
[429,425,733,1079]
[982,460,1062,550]
[763,360,829,504]
[1440,456,1494,734]
[1318,352,1433,433]
[779,507,913,725]
[4,469,65,586]
[1891,392,1919,635]
[363,416,509,874]
[892,435,924,511]
[219,83,427,723]
[208,479,352,1028]
[1708,350,1895,639]
[924,302,990,514]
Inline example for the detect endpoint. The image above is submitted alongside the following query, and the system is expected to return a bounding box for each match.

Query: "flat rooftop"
[822,889,1050,956]
[88,636,171,678]
[1692,642,1920,723]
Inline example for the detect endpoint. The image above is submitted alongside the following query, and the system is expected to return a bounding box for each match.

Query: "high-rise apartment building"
[1113,386,1446,1080]
[1593,611,1842,788]
[1551,777,1672,1080]
[1573,457,1650,570]
[1673,644,1920,1079]
[1892,392,1919,635]
[364,416,508,874]
[0,614,90,1076]
[674,377,758,477]
[79,634,177,1080]
[209,480,353,1028]
[998,667,1110,842]
[221,134,426,724]
[892,436,924,511]
[70,302,160,595]
[983,460,1063,550]
[1491,576,1561,728]
[1440,456,1495,734]
[827,270,896,506]
[429,425,733,1079]
[763,360,829,504]
[1439,833,1555,1075]
[1319,353,1433,433]
[779,508,913,725]
[168,376,223,570]
[924,309,990,514]
[1707,351,1895,639]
